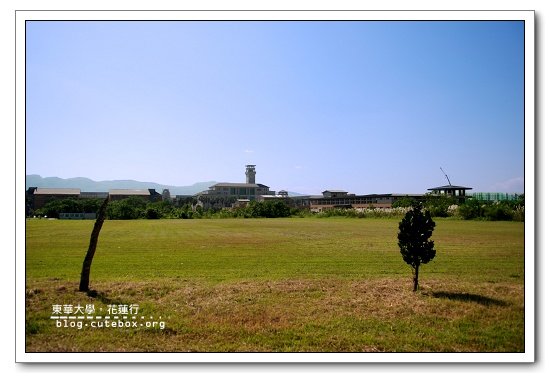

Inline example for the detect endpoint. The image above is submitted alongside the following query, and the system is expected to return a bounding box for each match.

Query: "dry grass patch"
[26,276,524,352]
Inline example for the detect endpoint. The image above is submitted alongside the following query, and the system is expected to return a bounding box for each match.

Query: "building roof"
[389,193,426,197]
[428,185,472,191]
[80,191,109,197]
[323,190,348,193]
[109,189,151,195]
[211,183,261,188]
[34,188,80,195]
[308,193,426,200]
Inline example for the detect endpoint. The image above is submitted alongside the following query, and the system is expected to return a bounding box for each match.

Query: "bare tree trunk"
[79,197,109,292]
[413,264,420,292]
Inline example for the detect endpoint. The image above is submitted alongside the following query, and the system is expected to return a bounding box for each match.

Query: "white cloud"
[490,177,524,192]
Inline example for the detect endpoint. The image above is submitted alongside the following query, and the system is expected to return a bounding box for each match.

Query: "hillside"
[25,175,217,196]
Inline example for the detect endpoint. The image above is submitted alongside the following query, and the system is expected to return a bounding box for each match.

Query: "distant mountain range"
[25,175,217,196]
[26,175,306,197]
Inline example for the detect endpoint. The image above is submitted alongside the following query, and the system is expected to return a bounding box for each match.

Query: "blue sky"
[26,20,525,195]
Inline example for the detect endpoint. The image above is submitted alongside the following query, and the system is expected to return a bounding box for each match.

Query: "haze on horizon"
[26,20,525,195]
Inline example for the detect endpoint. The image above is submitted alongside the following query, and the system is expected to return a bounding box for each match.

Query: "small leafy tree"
[397,203,436,292]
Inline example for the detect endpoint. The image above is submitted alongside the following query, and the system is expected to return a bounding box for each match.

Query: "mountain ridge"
[25,175,217,196]
[26,175,306,197]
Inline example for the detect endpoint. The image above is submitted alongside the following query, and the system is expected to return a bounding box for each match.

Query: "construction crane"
[440,167,452,187]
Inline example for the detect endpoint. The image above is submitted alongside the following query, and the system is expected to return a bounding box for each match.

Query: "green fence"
[468,192,522,202]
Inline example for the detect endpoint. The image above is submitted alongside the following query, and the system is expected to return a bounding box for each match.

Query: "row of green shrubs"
[391,195,524,221]
[308,196,524,222]
[31,194,525,222]
[454,198,524,221]
[311,207,410,219]
[33,197,294,220]
[105,198,293,219]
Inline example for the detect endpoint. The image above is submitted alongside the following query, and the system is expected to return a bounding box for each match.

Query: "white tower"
[245,165,256,184]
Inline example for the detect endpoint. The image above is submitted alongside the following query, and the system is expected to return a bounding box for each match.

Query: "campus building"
[305,183,474,212]
[305,191,425,212]
[427,184,472,203]
[80,191,109,199]
[200,165,276,201]
[108,189,162,202]
[29,188,81,210]
[26,187,162,211]
[26,166,477,215]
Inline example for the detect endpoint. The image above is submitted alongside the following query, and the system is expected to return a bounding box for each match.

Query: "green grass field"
[25,217,525,352]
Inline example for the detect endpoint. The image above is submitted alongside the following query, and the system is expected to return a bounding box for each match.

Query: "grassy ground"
[25,218,525,352]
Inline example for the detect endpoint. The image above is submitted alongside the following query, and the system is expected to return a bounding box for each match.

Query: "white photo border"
[15,9,535,364]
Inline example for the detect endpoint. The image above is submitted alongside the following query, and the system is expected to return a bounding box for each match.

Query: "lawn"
[24,217,525,352]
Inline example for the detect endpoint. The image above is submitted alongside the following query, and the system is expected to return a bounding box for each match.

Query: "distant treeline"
[29,194,524,222]
[391,195,524,221]
[31,196,295,220]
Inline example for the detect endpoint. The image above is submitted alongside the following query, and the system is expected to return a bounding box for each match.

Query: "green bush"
[457,199,483,220]
[145,207,161,219]
[36,198,103,218]
[290,208,313,218]
[232,200,291,218]
[483,204,513,221]
[512,205,525,222]
[423,195,456,218]
[391,197,418,208]
[314,207,410,219]
[457,198,524,222]
[106,197,147,220]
